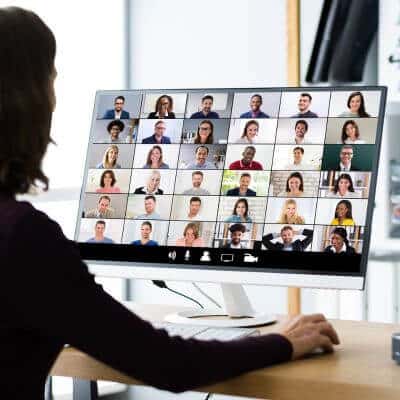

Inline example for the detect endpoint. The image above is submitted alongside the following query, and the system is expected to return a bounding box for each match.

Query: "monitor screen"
[76,87,386,278]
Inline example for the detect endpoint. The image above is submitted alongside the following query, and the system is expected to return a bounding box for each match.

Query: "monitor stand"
[164,283,276,328]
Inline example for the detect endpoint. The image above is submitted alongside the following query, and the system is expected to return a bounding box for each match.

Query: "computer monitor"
[75,87,386,326]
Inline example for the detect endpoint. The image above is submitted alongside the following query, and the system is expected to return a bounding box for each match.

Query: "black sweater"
[0,194,292,399]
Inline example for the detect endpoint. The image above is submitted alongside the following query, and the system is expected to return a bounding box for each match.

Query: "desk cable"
[152,280,204,308]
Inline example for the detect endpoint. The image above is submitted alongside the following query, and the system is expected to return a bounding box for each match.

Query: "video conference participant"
[222,223,247,249]
[330,200,355,226]
[224,198,253,224]
[278,172,304,197]
[327,173,360,198]
[336,145,358,171]
[86,220,114,244]
[134,170,164,195]
[324,227,356,254]
[235,120,259,144]
[103,95,130,119]
[291,93,318,118]
[0,8,340,396]
[97,145,121,169]
[96,170,121,194]
[293,120,308,145]
[85,195,115,218]
[142,120,171,144]
[283,147,314,171]
[226,173,256,196]
[131,221,159,246]
[185,196,204,221]
[262,226,313,251]
[338,120,365,144]
[190,95,220,119]
[186,145,215,169]
[175,222,204,246]
[338,91,370,118]
[194,120,214,144]
[229,146,263,170]
[105,119,126,143]
[148,95,175,119]
[136,195,161,220]
[182,171,210,195]
[240,94,270,118]
[143,145,169,169]
[278,199,305,224]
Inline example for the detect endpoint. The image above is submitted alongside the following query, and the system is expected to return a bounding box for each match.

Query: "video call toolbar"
[77,89,383,261]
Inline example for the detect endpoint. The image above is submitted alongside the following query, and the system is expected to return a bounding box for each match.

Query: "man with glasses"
[337,145,359,171]
[103,95,130,119]
[142,120,171,144]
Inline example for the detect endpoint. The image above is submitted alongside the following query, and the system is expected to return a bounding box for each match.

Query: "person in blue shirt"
[240,94,270,118]
[103,95,130,119]
[131,221,159,246]
[86,220,114,244]
[190,95,220,119]
[142,120,171,144]
[186,145,215,169]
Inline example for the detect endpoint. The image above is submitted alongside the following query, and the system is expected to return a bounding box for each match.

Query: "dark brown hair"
[341,120,360,143]
[99,170,116,187]
[0,7,56,194]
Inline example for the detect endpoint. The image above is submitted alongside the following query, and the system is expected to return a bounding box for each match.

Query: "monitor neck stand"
[164,283,277,328]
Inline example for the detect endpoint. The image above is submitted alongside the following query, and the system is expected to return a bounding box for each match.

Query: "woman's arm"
[7,209,293,393]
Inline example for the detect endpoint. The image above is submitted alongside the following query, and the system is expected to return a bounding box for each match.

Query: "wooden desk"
[51,303,400,400]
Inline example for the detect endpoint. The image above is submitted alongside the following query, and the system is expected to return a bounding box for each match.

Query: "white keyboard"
[152,322,259,341]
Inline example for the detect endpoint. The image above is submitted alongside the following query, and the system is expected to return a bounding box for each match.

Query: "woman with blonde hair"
[278,199,305,224]
[97,145,121,169]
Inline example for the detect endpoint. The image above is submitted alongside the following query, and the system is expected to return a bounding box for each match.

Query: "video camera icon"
[243,253,258,263]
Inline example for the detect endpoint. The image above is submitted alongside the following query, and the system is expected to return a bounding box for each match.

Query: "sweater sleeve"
[6,209,292,393]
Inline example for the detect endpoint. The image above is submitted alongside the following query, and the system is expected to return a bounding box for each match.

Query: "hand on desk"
[278,314,340,360]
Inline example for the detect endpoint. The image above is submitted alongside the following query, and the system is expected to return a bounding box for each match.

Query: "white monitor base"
[165,283,277,328]
[164,309,276,328]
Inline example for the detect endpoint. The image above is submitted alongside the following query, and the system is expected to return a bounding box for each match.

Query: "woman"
[225,198,252,224]
[148,95,175,119]
[278,172,304,197]
[96,170,121,193]
[194,120,214,144]
[236,120,259,144]
[175,222,204,247]
[330,200,355,226]
[338,120,365,144]
[278,199,305,224]
[105,119,126,142]
[134,170,164,194]
[327,173,360,198]
[324,227,356,254]
[97,145,121,168]
[338,91,370,118]
[0,7,338,397]
[143,145,169,169]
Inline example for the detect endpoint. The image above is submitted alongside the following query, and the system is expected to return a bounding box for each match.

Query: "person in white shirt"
[337,145,358,171]
[186,196,204,221]
[323,227,356,254]
[326,173,361,198]
[293,120,309,144]
[284,147,315,170]
[337,120,366,144]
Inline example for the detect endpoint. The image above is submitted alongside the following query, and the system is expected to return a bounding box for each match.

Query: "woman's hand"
[278,313,340,360]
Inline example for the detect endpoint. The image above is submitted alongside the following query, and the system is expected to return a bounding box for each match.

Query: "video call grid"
[79,89,381,252]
